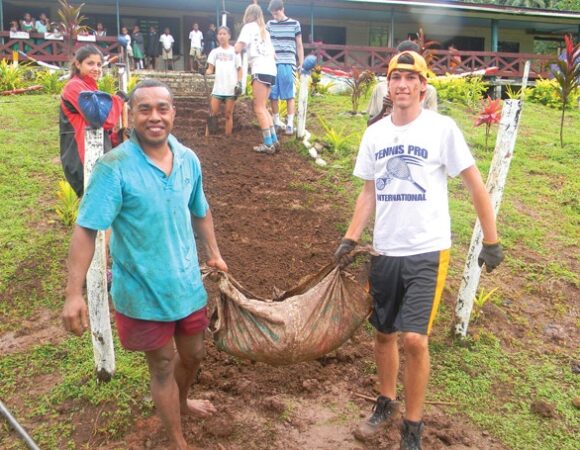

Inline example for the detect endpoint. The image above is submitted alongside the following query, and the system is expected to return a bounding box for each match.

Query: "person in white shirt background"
[235,4,279,154]
[159,27,175,71]
[189,23,204,72]
[206,26,243,136]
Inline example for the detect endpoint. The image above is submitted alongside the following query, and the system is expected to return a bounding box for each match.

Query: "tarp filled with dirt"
[207,259,372,366]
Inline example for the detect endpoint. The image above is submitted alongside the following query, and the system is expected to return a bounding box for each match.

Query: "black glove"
[478,241,504,273]
[234,82,243,97]
[382,94,393,115]
[115,90,129,102]
[334,238,357,268]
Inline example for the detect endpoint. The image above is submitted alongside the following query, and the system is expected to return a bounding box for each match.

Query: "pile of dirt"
[173,97,255,137]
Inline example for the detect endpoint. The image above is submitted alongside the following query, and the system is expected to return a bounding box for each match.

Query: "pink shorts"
[115,307,209,352]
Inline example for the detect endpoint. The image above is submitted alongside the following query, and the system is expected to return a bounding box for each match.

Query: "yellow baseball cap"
[387,51,428,79]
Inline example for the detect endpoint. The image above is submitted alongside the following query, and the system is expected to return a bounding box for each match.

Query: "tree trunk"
[560,104,566,148]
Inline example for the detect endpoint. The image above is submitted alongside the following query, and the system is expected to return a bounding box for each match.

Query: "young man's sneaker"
[400,420,424,450]
[253,143,276,155]
[274,121,286,131]
[285,124,294,135]
[353,395,399,441]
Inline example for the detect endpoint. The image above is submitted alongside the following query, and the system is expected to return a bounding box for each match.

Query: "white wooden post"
[454,62,530,337]
[117,64,129,133]
[84,128,116,381]
[117,63,128,94]
[296,70,311,139]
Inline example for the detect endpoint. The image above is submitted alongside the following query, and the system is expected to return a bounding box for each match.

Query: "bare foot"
[181,398,216,417]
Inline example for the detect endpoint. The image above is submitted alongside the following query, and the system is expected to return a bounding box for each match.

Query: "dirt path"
[97,99,509,450]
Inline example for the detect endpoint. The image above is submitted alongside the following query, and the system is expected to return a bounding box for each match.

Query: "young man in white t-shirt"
[334,51,504,450]
[159,27,175,71]
[189,23,204,72]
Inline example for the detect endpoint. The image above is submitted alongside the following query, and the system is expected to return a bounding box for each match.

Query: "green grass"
[0,96,68,329]
[0,336,151,448]
[430,336,579,450]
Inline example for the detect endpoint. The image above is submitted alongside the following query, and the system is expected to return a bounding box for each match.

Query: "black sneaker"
[353,395,399,441]
[400,419,424,450]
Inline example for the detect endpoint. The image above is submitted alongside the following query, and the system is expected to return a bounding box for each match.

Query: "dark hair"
[268,0,284,12]
[396,53,416,66]
[128,79,174,107]
[70,45,103,79]
[397,40,420,53]
[217,26,231,34]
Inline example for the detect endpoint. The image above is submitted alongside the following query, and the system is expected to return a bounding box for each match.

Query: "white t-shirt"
[159,33,174,51]
[208,46,242,96]
[353,109,475,256]
[236,22,276,76]
[189,29,203,49]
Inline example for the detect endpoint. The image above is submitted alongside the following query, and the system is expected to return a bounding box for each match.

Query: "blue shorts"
[270,64,296,100]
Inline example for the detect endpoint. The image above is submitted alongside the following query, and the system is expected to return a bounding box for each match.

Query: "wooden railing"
[304,43,555,79]
[0,34,555,79]
[0,32,121,64]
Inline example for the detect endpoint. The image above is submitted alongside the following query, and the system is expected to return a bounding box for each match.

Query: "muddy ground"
[2,97,577,449]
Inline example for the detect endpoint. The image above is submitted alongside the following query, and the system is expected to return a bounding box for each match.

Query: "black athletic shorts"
[368,249,450,336]
[252,73,276,86]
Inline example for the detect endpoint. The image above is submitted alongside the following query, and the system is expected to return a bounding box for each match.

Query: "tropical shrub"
[317,115,359,155]
[97,73,140,95]
[527,78,579,109]
[97,73,117,94]
[429,75,488,111]
[35,69,66,94]
[0,59,28,92]
[344,68,375,113]
[55,180,79,226]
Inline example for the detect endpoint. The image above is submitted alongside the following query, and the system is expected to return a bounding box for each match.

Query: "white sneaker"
[274,121,286,130]
[285,124,294,135]
[253,143,276,154]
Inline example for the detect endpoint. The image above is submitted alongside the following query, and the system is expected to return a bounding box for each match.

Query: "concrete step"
[130,70,214,98]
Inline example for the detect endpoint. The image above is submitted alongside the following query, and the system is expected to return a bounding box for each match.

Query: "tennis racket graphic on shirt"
[376,155,425,193]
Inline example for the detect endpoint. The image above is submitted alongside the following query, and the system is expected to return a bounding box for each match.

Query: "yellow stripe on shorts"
[427,249,450,335]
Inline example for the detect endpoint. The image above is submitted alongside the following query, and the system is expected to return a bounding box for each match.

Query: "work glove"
[334,238,357,268]
[382,94,393,116]
[478,241,504,273]
[234,82,243,97]
[115,90,129,102]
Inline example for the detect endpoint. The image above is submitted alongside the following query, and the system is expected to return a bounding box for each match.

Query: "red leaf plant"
[551,34,580,148]
[475,96,502,151]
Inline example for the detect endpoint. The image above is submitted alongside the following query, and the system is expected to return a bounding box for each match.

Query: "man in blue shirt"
[62,79,227,450]
[267,0,304,135]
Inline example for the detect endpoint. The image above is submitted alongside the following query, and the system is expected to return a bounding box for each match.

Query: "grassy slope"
[0,93,578,449]
[0,96,150,449]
